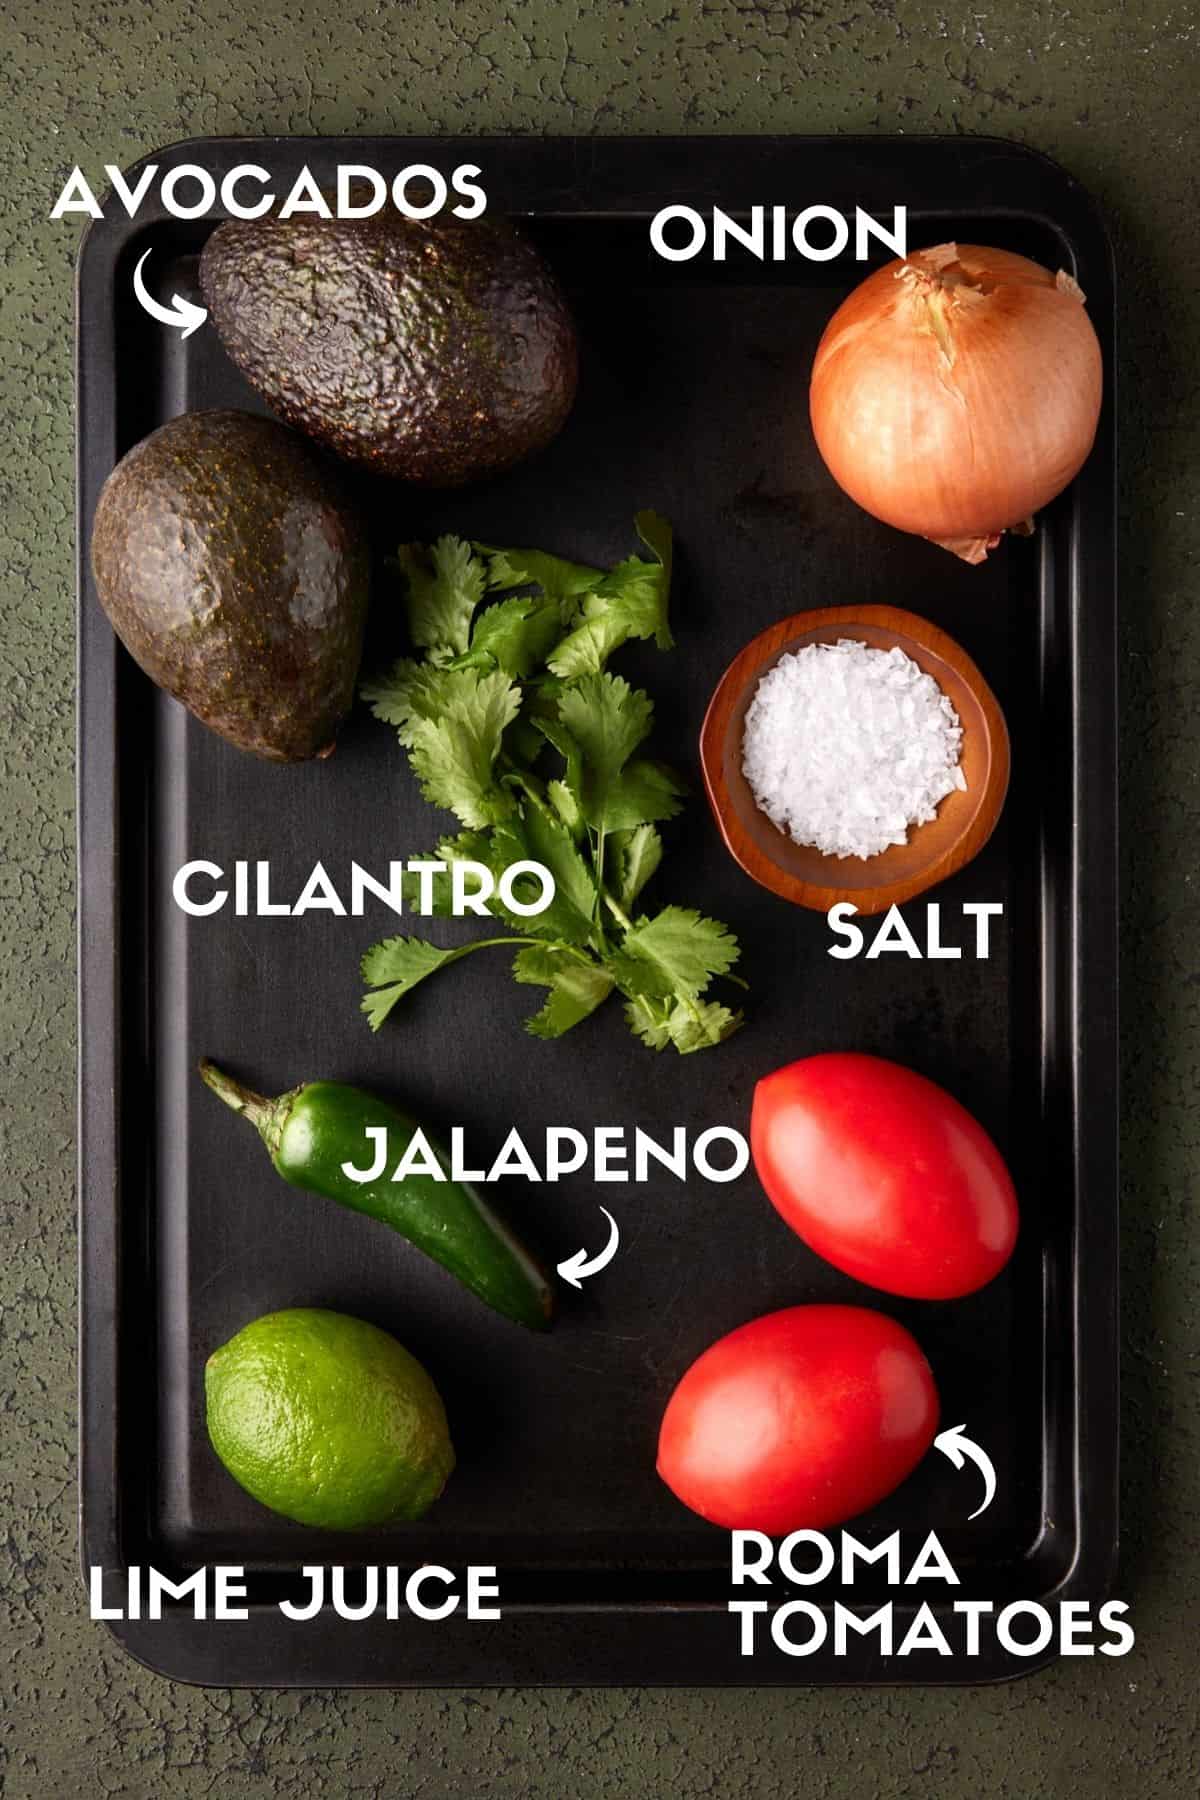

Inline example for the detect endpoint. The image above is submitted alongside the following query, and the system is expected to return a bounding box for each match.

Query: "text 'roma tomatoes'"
[657,1304,939,1533]
[751,1052,1018,1300]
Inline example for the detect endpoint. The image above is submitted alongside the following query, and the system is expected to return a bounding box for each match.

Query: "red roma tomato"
[657,1304,938,1533]
[751,1052,1018,1300]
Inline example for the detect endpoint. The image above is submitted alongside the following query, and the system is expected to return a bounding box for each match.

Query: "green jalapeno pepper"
[199,1061,554,1330]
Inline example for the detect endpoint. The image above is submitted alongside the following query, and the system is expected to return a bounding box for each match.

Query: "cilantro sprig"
[359,514,745,1054]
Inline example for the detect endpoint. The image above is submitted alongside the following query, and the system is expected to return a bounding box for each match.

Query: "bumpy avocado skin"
[90,409,370,762]
[199,212,578,486]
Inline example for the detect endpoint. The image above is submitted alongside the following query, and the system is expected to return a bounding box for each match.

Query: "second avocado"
[91,409,369,761]
[200,210,578,487]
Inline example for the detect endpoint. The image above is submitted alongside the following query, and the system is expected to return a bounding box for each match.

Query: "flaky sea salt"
[741,638,968,860]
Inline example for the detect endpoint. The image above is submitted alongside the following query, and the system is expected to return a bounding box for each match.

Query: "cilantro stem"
[458,935,542,954]
[594,824,608,933]
[500,757,554,817]
[603,889,634,933]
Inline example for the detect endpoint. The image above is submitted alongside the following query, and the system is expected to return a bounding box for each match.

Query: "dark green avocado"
[90,409,370,762]
[199,210,578,486]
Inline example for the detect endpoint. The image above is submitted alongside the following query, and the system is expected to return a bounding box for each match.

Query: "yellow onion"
[809,242,1103,563]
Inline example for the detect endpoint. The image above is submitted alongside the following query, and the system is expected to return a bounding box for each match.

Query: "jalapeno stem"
[198,1059,289,1156]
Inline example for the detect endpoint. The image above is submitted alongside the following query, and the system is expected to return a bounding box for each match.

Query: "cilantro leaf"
[361,930,541,1030]
[666,999,743,1053]
[602,759,688,832]
[532,716,586,840]
[620,906,741,1000]
[532,713,582,776]
[385,845,457,917]
[536,714,682,837]
[604,948,675,1004]
[547,603,634,679]
[517,804,598,938]
[526,967,616,1039]
[453,594,564,678]
[399,537,486,657]
[361,936,480,1030]
[391,831,512,918]
[634,508,675,651]
[558,673,653,782]
[481,815,594,944]
[622,994,742,1054]
[512,946,615,1039]
[557,673,654,830]
[478,543,603,608]
[360,659,454,746]
[623,994,674,1050]
[548,514,673,676]
[547,778,582,836]
[510,943,569,985]
[611,823,663,910]
[407,670,521,828]
[507,714,551,766]
[413,817,592,945]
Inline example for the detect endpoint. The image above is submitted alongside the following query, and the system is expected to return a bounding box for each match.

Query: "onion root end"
[927,516,1036,564]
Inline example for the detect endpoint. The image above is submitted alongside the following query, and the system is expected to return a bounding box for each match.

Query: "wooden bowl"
[700,604,1010,916]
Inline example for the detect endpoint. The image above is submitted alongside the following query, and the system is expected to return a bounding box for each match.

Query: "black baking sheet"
[77,135,1117,1685]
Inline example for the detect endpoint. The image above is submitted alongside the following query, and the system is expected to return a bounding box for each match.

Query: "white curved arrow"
[133,248,207,339]
[934,1424,996,1520]
[556,1206,620,1289]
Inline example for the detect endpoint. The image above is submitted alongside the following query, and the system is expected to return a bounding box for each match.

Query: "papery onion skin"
[809,243,1103,562]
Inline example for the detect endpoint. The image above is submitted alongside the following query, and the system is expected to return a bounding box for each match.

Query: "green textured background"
[2,0,1197,1792]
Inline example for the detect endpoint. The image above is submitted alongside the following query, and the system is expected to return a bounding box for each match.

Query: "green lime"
[205,1308,455,1529]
